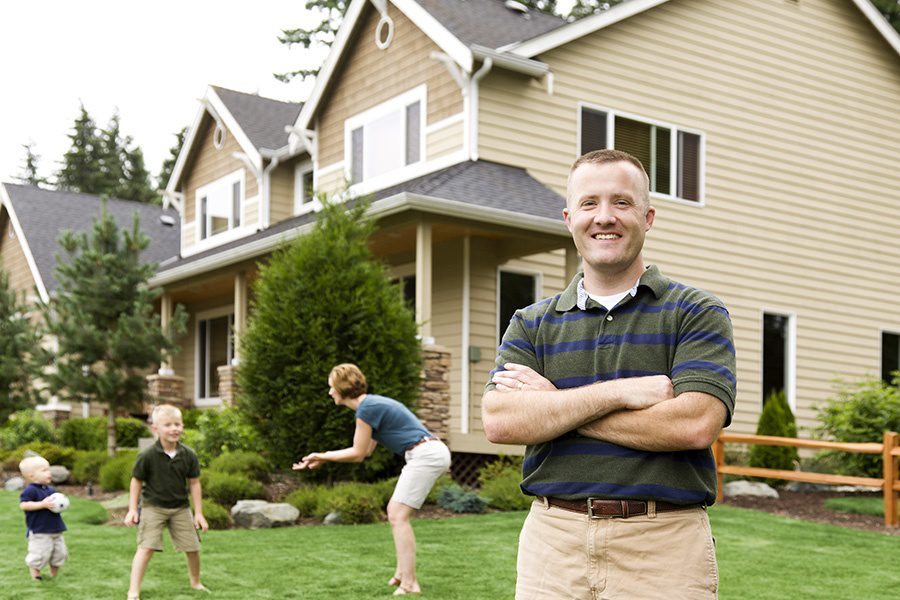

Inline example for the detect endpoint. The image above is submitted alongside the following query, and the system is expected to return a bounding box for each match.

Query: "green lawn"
[3,491,900,599]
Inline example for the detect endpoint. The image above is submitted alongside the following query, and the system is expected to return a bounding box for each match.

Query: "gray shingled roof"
[414,0,567,49]
[2,184,180,294]
[156,160,565,274]
[212,86,303,151]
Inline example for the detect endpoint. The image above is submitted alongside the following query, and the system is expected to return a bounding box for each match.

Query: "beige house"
[7,0,898,457]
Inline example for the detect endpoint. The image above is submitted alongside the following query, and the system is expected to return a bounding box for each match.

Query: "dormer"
[164,86,304,258]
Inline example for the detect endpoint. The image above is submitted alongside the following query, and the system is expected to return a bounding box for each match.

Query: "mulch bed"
[720,490,900,536]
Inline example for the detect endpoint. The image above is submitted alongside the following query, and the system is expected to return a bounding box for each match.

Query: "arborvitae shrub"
[748,390,799,485]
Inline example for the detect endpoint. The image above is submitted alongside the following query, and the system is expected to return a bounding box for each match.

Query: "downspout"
[468,58,492,162]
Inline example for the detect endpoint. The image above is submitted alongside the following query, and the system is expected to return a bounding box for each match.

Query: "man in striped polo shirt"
[483,149,736,599]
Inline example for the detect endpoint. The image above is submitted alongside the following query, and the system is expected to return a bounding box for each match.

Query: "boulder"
[723,480,779,498]
[4,476,24,491]
[50,465,70,484]
[323,511,343,525]
[231,500,299,529]
[784,481,879,493]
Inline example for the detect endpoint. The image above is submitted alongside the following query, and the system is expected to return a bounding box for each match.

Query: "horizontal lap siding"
[430,239,464,434]
[426,117,464,160]
[315,3,463,166]
[0,218,37,300]
[478,0,900,434]
[269,166,294,224]
[316,167,346,197]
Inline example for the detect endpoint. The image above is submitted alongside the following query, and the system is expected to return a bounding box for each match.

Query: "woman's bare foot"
[392,583,422,595]
[388,576,401,587]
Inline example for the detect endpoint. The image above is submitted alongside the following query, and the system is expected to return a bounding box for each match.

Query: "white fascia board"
[0,185,49,303]
[166,101,208,194]
[506,0,672,58]
[393,0,473,72]
[149,191,568,287]
[852,0,900,59]
[470,45,549,77]
[207,88,263,172]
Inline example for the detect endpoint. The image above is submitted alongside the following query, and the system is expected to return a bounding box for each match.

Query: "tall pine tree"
[56,104,104,194]
[0,272,40,423]
[157,127,187,191]
[15,143,49,188]
[40,205,186,454]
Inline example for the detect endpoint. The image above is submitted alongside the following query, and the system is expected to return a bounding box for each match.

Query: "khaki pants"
[516,500,718,600]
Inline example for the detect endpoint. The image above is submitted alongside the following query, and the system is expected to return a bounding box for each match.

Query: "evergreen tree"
[157,127,187,191]
[0,272,40,423]
[748,390,799,486]
[56,103,104,194]
[873,0,900,34]
[15,143,48,188]
[236,197,421,481]
[40,205,186,455]
[120,145,158,204]
[570,0,625,19]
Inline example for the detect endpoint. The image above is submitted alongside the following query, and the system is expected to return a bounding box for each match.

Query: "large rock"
[323,511,343,525]
[723,480,779,498]
[50,465,70,484]
[231,500,299,529]
[4,476,24,491]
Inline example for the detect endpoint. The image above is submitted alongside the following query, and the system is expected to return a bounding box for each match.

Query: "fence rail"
[713,431,900,527]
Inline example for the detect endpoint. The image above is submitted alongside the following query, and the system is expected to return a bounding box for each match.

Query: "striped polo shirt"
[486,265,736,505]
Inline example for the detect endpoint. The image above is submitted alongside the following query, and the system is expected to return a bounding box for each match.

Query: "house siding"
[315,2,463,168]
[426,116,465,160]
[478,0,900,433]
[0,216,37,300]
[269,163,295,223]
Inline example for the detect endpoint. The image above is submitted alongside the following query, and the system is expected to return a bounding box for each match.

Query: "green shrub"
[98,451,138,491]
[236,197,420,482]
[370,476,399,506]
[285,486,326,518]
[815,377,900,478]
[425,473,455,505]
[116,417,149,448]
[188,407,260,466]
[59,416,150,451]
[438,484,488,514]
[201,471,265,507]
[748,390,799,485]
[181,409,202,429]
[478,457,530,511]
[71,450,111,484]
[3,442,78,470]
[285,480,390,522]
[202,500,233,530]
[208,451,269,482]
[332,490,384,524]
[0,410,56,449]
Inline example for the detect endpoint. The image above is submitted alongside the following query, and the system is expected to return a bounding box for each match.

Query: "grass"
[824,496,885,517]
[3,491,900,599]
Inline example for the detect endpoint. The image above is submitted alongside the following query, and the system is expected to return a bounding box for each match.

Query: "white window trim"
[195,168,246,243]
[293,160,320,216]
[194,306,234,407]
[496,266,543,347]
[344,84,427,184]
[577,101,706,207]
[760,309,796,413]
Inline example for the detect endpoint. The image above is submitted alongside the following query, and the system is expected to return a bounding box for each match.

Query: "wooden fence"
[712,431,900,527]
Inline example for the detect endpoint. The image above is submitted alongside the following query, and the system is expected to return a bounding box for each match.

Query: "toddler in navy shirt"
[19,456,68,580]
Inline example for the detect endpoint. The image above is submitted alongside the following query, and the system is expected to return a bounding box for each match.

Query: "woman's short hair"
[329,363,368,399]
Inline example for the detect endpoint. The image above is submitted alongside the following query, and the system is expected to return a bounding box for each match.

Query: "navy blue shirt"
[20,483,67,536]
[355,394,431,455]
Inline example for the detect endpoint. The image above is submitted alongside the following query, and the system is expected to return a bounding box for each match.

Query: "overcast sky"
[0,0,323,186]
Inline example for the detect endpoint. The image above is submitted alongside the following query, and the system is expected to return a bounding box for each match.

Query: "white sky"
[0,0,324,186]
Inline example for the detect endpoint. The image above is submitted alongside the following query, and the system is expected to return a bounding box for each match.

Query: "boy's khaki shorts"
[137,505,201,553]
[25,532,68,569]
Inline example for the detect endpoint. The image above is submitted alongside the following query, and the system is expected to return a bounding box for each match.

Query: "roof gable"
[212,86,302,152]
[414,0,565,49]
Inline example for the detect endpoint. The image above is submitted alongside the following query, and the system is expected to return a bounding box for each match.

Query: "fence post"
[713,436,725,503]
[882,431,899,528]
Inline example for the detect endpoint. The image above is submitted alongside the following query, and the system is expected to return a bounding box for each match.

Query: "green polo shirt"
[486,265,736,505]
[131,440,201,509]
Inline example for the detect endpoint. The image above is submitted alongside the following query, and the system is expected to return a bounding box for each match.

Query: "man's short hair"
[329,363,368,399]
[19,455,49,477]
[567,149,651,207]
[150,404,182,424]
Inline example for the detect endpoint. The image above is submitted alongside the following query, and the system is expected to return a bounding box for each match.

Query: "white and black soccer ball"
[47,492,69,513]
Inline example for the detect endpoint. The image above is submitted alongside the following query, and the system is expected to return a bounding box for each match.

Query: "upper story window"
[346,85,425,185]
[294,163,316,214]
[580,105,704,204]
[197,169,243,240]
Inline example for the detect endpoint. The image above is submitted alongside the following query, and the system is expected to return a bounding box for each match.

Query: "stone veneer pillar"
[146,374,186,409]
[217,365,239,406]
[417,344,451,441]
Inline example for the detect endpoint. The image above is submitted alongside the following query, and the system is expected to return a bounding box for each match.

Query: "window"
[294,164,315,213]
[197,313,233,400]
[498,270,538,341]
[197,169,243,240]
[762,312,794,408]
[580,105,703,203]
[882,332,900,386]
[346,87,425,184]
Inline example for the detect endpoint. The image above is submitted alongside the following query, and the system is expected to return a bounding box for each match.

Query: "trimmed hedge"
[3,442,78,471]
[98,451,138,492]
[202,500,233,530]
[71,450,111,484]
[208,451,269,482]
[58,417,149,451]
[201,471,265,507]
[0,410,56,449]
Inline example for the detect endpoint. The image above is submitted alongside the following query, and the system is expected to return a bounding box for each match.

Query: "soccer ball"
[47,492,69,513]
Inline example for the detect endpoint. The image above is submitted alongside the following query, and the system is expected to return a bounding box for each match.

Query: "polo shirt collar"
[153,439,183,457]
[557,265,669,313]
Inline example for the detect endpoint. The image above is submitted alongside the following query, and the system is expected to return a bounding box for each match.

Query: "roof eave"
[0,184,50,303]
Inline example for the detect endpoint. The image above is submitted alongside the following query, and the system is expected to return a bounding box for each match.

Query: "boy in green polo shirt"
[123,404,208,600]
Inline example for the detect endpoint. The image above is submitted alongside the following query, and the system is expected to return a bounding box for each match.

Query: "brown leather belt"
[405,436,439,452]
[541,496,704,519]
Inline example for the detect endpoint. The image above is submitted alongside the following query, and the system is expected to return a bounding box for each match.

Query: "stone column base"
[146,374,186,410]
[417,344,451,442]
[217,365,239,406]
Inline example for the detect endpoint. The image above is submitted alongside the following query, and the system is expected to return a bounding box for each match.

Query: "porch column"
[233,270,248,364]
[565,245,581,284]
[159,292,174,375]
[415,221,433,342]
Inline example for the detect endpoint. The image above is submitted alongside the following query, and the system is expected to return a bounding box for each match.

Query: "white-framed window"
[345,85,425,185]
[761,311,796,412]
[497,268,542,343]
[579,103,704,204]
[196,169,244,241]
[293,162,318,214]
[195,308,234,405]
[882,330,900,386]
